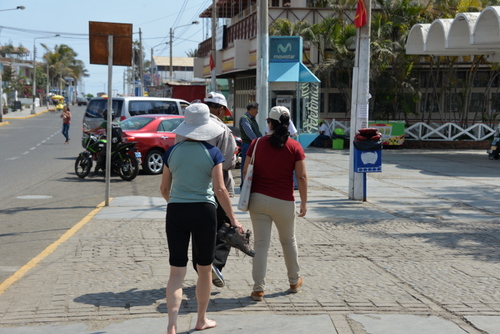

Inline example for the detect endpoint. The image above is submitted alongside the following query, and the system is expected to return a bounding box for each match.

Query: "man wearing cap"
[239,102,262,187]
[160,103,243,333]
[176,92,237,288]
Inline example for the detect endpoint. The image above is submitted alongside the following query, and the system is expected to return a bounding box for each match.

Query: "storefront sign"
[270,36,302,62]
[369,121,405,145]
[300,82,320,133]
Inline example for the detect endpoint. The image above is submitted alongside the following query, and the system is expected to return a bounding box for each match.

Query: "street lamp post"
[0,5,25,122]
[32,34,59,114]
[0,6,25,12]
[151,42,167,86]
[169,21,199,82]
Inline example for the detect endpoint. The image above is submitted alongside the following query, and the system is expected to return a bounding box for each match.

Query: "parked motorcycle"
[75,133,141,181]
[487,128,500,160]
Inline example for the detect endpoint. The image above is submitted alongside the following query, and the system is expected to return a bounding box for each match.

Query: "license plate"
[135,152,142,158]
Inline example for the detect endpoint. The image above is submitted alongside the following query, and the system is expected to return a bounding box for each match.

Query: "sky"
[0,0,213,96]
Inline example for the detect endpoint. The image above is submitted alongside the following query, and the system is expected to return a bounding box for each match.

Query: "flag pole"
[349,0,371,200]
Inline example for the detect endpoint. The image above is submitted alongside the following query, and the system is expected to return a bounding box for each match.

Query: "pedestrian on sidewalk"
[60,106,71,144]
[239,101,262,187]
[160,103,245,334]
[243,105,308,301]
[312,120,331,147]
[175,92,237,288]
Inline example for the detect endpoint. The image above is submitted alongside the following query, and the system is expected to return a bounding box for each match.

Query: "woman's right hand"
[298,202,307,217]
[230,218,244,234]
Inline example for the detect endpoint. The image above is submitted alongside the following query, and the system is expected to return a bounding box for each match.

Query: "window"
[307,0,329,7]
[121,117,154,130]
[85,99,123,118]
[153,101,178,114]
[159,118,184,132]
[180,101,190,111]
[129,101,178,116]
[328,93,347,114]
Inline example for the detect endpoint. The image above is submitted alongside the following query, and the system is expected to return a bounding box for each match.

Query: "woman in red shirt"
[60,106,71,144]
[243,106,308,301]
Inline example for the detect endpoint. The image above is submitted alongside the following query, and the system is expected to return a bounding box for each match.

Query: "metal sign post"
[105,36,113,206]
[89,21,132,206]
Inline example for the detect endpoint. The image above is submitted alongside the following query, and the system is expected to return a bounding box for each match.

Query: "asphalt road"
[0,107,163,283]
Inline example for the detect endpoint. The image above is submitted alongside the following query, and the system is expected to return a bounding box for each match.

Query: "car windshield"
[85,99,123,118]
[121,117,155,130]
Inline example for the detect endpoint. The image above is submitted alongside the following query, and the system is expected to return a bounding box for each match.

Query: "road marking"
[0,200,109,295]
[6,131,61,160]
[17,195,53,199]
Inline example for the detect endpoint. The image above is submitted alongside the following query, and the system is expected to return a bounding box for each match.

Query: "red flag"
[209,52,215,71]
[354,0,367,28]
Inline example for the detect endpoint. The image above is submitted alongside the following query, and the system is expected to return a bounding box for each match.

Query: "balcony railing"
[198,13,257,58]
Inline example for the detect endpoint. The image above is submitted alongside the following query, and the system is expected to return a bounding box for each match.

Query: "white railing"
[326,120,497,141]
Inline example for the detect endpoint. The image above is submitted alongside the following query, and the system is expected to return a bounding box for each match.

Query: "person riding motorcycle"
[84,110,123,176]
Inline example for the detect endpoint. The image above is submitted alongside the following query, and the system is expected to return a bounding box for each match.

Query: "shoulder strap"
[250,137,260,164]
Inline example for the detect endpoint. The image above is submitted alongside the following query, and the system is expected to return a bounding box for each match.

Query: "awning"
[268,62,320,83]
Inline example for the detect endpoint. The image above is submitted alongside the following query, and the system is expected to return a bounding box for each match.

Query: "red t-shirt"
[247,135,305,201]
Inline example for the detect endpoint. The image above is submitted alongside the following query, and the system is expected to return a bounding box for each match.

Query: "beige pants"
[249,192,300,292]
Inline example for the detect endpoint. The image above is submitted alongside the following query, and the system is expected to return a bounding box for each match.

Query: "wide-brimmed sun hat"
[173,103,224,141]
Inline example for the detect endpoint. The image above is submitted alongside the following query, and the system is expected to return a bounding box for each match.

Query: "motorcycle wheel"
[118,155,139,181]
[75,155,92,178]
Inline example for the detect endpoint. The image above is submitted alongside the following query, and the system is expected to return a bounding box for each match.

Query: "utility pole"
[211,0,217,91]
[349,0,372,200]
[139,28,144,96]
[169,27,173,82]
[256,0,269,128]
[31,44,37,114]
[0,70,3,123]
[46,64,50,107]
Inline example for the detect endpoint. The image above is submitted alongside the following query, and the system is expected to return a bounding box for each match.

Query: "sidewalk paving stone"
[1,147,500,332]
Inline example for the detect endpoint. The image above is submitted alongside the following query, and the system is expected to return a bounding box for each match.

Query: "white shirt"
[319,123,331,137]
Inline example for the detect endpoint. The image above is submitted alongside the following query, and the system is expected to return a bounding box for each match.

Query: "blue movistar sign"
[270,36,302,62]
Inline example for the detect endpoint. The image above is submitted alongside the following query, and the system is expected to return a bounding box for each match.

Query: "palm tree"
[185,49,198,57]
[41,44,88,97]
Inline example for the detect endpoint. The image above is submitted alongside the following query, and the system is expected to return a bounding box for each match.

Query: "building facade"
[194,0,334,125]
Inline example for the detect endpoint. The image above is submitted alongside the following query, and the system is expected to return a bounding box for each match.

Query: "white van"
[82,96,190,131]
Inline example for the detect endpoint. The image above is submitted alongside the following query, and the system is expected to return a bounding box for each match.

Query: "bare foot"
[195,318,217,331]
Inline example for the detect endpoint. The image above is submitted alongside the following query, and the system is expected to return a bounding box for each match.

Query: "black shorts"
[165,202,217,267]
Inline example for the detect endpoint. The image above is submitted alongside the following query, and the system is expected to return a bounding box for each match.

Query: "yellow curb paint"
[4,109,53,120]
[0,122,9,127]
[0,200,110,295]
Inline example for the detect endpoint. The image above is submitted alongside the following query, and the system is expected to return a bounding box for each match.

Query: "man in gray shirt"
[175,92,237,287]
